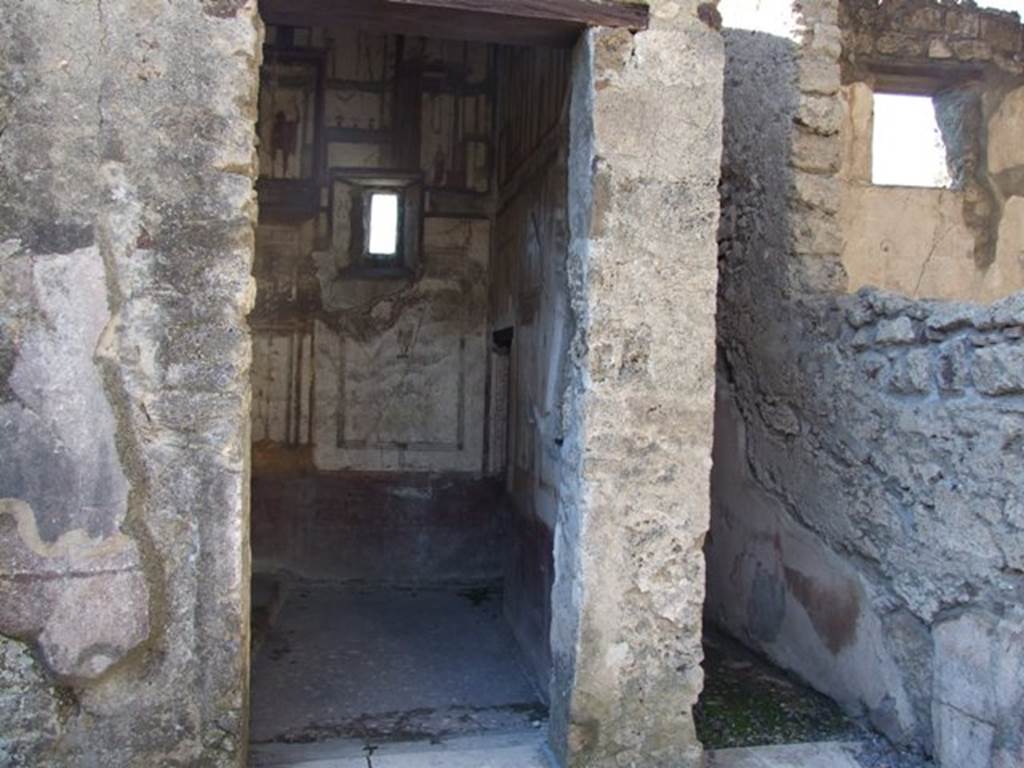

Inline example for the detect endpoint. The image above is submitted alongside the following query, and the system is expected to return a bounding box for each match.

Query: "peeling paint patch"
[784,566,859,654]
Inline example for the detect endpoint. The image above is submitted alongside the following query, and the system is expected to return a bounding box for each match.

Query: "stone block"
[809,23,843,59]
[893,349,932,394]
[909,8,944,33]
[936,340,970,393]
[793,130,842,174]
[932,610,1024,768]
[875,33,925,57]
[952,40,992,61]
[928,39,953,59]
[798,52,841,96]
[875,317,917,345]
[945,11,980,37]
[796,94,843,135]
[989,289,1024,329]
[972,344,1024,395]
[793,209,842,254]
[925,304,980,332]
[981,17,1022,54]
[932,703,995,768]
[792,171,841,213]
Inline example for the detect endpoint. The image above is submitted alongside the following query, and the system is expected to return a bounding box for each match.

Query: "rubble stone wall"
[709,1,1024,766]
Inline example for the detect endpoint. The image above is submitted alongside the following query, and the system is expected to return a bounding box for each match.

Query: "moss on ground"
[695,631,867,749]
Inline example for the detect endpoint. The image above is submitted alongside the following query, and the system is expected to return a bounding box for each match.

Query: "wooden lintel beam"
[261,0,586,47]
[384,0,650,30]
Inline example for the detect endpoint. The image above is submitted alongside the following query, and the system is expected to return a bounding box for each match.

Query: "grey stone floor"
[249,585,931,768]
[249,581,546,749]
[251,731,552,768]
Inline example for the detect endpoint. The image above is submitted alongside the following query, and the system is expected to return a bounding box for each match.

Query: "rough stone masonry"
[708,2,1024,767]
[0,0,725,766]
[3,0,1022,766]
[0,0,260,764]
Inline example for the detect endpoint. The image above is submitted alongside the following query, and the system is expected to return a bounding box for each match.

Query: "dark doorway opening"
[247,2,585,761]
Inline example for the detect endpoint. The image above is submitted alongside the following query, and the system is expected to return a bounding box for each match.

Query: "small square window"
[872,93,952,188]
[367,192,400,257]
[330,172,423,279]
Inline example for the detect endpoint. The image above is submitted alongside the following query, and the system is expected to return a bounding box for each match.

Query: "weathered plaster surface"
[549,4,724,766]
[0,0,260,763]
[839,185,1024,302]
[710,1,1024,766]
[838,0,1024,300]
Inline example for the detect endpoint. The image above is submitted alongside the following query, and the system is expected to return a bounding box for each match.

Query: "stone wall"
[709,1,1024,766]
[0,0,260,764]
[549,4,724,765]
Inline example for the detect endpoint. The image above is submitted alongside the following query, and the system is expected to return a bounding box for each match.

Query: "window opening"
[872,93,952,188]
[367,191,400,257]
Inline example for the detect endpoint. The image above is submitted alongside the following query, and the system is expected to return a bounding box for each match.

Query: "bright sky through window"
[872,93,951,188]
[368,192,400,256]
[977,0,1024,11]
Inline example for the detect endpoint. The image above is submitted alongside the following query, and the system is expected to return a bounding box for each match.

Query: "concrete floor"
[249,581,545,748]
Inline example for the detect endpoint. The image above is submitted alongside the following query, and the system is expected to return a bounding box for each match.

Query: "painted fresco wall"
[250,26,502,584]
[491,45,574,697]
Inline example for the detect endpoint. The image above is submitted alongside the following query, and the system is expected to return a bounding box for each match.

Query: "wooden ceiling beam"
[260,0,648,48]
[385,0,649,30]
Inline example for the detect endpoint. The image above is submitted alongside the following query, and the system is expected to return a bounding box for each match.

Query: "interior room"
[247,6,575,755]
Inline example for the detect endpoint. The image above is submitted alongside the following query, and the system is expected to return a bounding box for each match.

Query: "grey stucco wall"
[0,0,260,764]
[708,1,1024,766]
[550,4,724,766]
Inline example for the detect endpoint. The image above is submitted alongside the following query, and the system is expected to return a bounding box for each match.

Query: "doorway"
[247,7,576,761]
